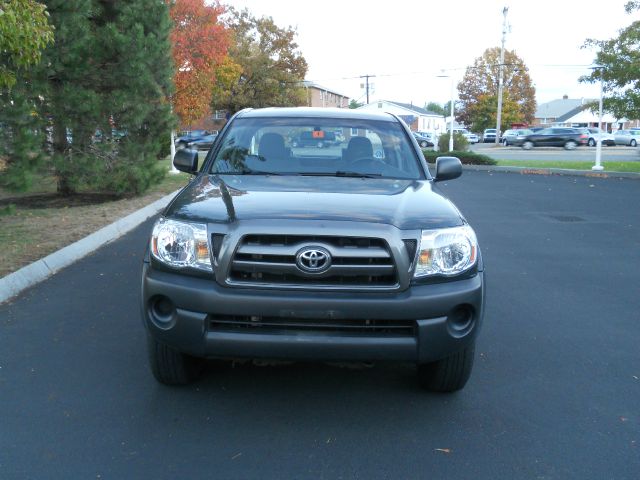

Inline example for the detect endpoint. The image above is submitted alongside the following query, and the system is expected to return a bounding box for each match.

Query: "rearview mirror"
[434,156,462,182]
[173,149,199,174]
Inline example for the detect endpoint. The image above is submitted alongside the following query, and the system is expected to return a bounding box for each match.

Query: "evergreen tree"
[91,0,175,195]
[1,0,175,196]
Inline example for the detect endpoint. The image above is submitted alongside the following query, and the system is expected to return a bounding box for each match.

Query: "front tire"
[417,342,475,392]
[147,334,204,385]
[631,139,637,147]
[564,141,577,150]
[420,140,428,148]
[522,141,533,150]
[588,138,596,147]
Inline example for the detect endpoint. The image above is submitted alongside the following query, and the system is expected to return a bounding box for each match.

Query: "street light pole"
[495,6,509,145]
[593,70,605,171]
[448,77,454,151]
[437,72,455,151]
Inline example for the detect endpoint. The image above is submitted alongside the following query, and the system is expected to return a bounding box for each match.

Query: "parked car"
[482,128,497,143]
[146,107,485,392]
[449,128,477,144]
[291,130,337,148]
[186,133,218,150]
[466,132,480,144]
[613,129,640,146]
[521,127,588,150]
[500,128,533,146]
[416,131,438,146]
[175,130,211,148]
[413,131,434,147]
[584,128,615,147]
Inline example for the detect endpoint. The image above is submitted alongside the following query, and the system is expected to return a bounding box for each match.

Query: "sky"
[226,0,637,108]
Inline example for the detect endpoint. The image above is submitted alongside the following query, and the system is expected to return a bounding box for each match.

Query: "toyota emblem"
[296,247,332,273]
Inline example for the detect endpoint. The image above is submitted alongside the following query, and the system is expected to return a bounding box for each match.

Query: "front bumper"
[141,264,485,365]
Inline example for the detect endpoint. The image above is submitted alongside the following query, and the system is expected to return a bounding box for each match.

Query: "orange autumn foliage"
[169,0,230,126]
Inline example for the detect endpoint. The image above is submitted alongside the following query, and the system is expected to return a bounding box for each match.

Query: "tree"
[349,99,363,109]
[169,0,230,127]
[1,0,176,195]
[581,2,640,119]
[211,8,308,114]
[464,92,522,133]
[438,132,468,152]
[457,47,536,131]
[0,0,54,88]
[424,101,445,116]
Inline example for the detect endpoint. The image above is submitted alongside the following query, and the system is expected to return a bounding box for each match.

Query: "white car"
[450,128,477,144]
[482,128,497,143]
[466,132,479,144]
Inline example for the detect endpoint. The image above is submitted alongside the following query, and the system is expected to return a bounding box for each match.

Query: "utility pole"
[495,6,508,145]
[360,74,376,104]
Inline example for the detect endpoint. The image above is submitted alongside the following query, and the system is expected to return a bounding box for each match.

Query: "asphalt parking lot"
[1,170,638,479]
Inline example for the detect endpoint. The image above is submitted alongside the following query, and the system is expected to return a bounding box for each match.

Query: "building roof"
[302,81,349,99]
[383,100,442,117]
[535,98,595,119]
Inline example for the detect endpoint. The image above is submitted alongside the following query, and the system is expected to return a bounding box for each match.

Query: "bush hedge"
[421,150,497,166]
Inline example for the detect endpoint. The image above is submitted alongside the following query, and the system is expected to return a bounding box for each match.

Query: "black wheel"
[417,342,475,392]
[564,141,577,150]
[588,138,596,147]
[631,139,637,147]
[420,140,428,148]
[147,334,204,385]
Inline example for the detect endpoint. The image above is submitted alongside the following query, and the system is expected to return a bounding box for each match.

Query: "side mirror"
[434,156,462,182]
[173,148,199,174]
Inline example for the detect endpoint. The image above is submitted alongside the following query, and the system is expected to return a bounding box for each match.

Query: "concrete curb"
[460,164,640,179]
[0,189,179,304]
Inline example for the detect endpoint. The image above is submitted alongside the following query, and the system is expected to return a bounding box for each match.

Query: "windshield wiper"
[298,171,382,178]
[334,171,382,178]
[218,170,296,176]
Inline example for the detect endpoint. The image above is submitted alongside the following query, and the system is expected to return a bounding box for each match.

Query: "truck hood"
[165,175,464,230]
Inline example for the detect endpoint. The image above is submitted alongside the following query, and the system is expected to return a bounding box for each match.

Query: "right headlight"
[150,218,212,272]
[413,225,478,278]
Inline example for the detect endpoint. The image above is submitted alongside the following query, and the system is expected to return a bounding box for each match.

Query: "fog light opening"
[149,296,176,328]
[448,305,474,334]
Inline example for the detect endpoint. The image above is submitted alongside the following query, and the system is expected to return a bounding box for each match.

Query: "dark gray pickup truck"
[142,107,485,392]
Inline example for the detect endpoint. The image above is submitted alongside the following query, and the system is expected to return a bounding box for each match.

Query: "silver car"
[614,130,640,146]
[585,128,615,147]
[501,128,532,146]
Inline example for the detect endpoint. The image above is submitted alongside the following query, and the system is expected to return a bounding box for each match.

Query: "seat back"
[344,136,373,163]
[258,133,288,170]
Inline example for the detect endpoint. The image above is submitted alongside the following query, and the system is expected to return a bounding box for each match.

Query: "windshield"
[209,117,424,180]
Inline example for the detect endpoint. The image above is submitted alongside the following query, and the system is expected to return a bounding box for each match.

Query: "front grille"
[227,234,398,289]
[209,314,415,337]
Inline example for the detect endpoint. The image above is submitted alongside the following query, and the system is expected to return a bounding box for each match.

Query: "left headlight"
[150,218,212,271]
[413,225,478,278]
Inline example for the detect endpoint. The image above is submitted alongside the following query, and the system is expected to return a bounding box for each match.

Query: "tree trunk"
[52,113,73,196]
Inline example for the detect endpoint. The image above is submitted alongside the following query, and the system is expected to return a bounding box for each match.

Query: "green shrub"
[437,132,468,152]
[422,150,497,166]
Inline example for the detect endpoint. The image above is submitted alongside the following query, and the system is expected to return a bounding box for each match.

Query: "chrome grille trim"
[227,234,398,289]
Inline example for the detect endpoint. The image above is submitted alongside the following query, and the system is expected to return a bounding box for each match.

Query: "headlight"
[150,218,212,271]
[413,225,477,278]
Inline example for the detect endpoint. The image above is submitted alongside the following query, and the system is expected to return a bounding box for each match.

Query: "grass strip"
[494,160,640,173]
